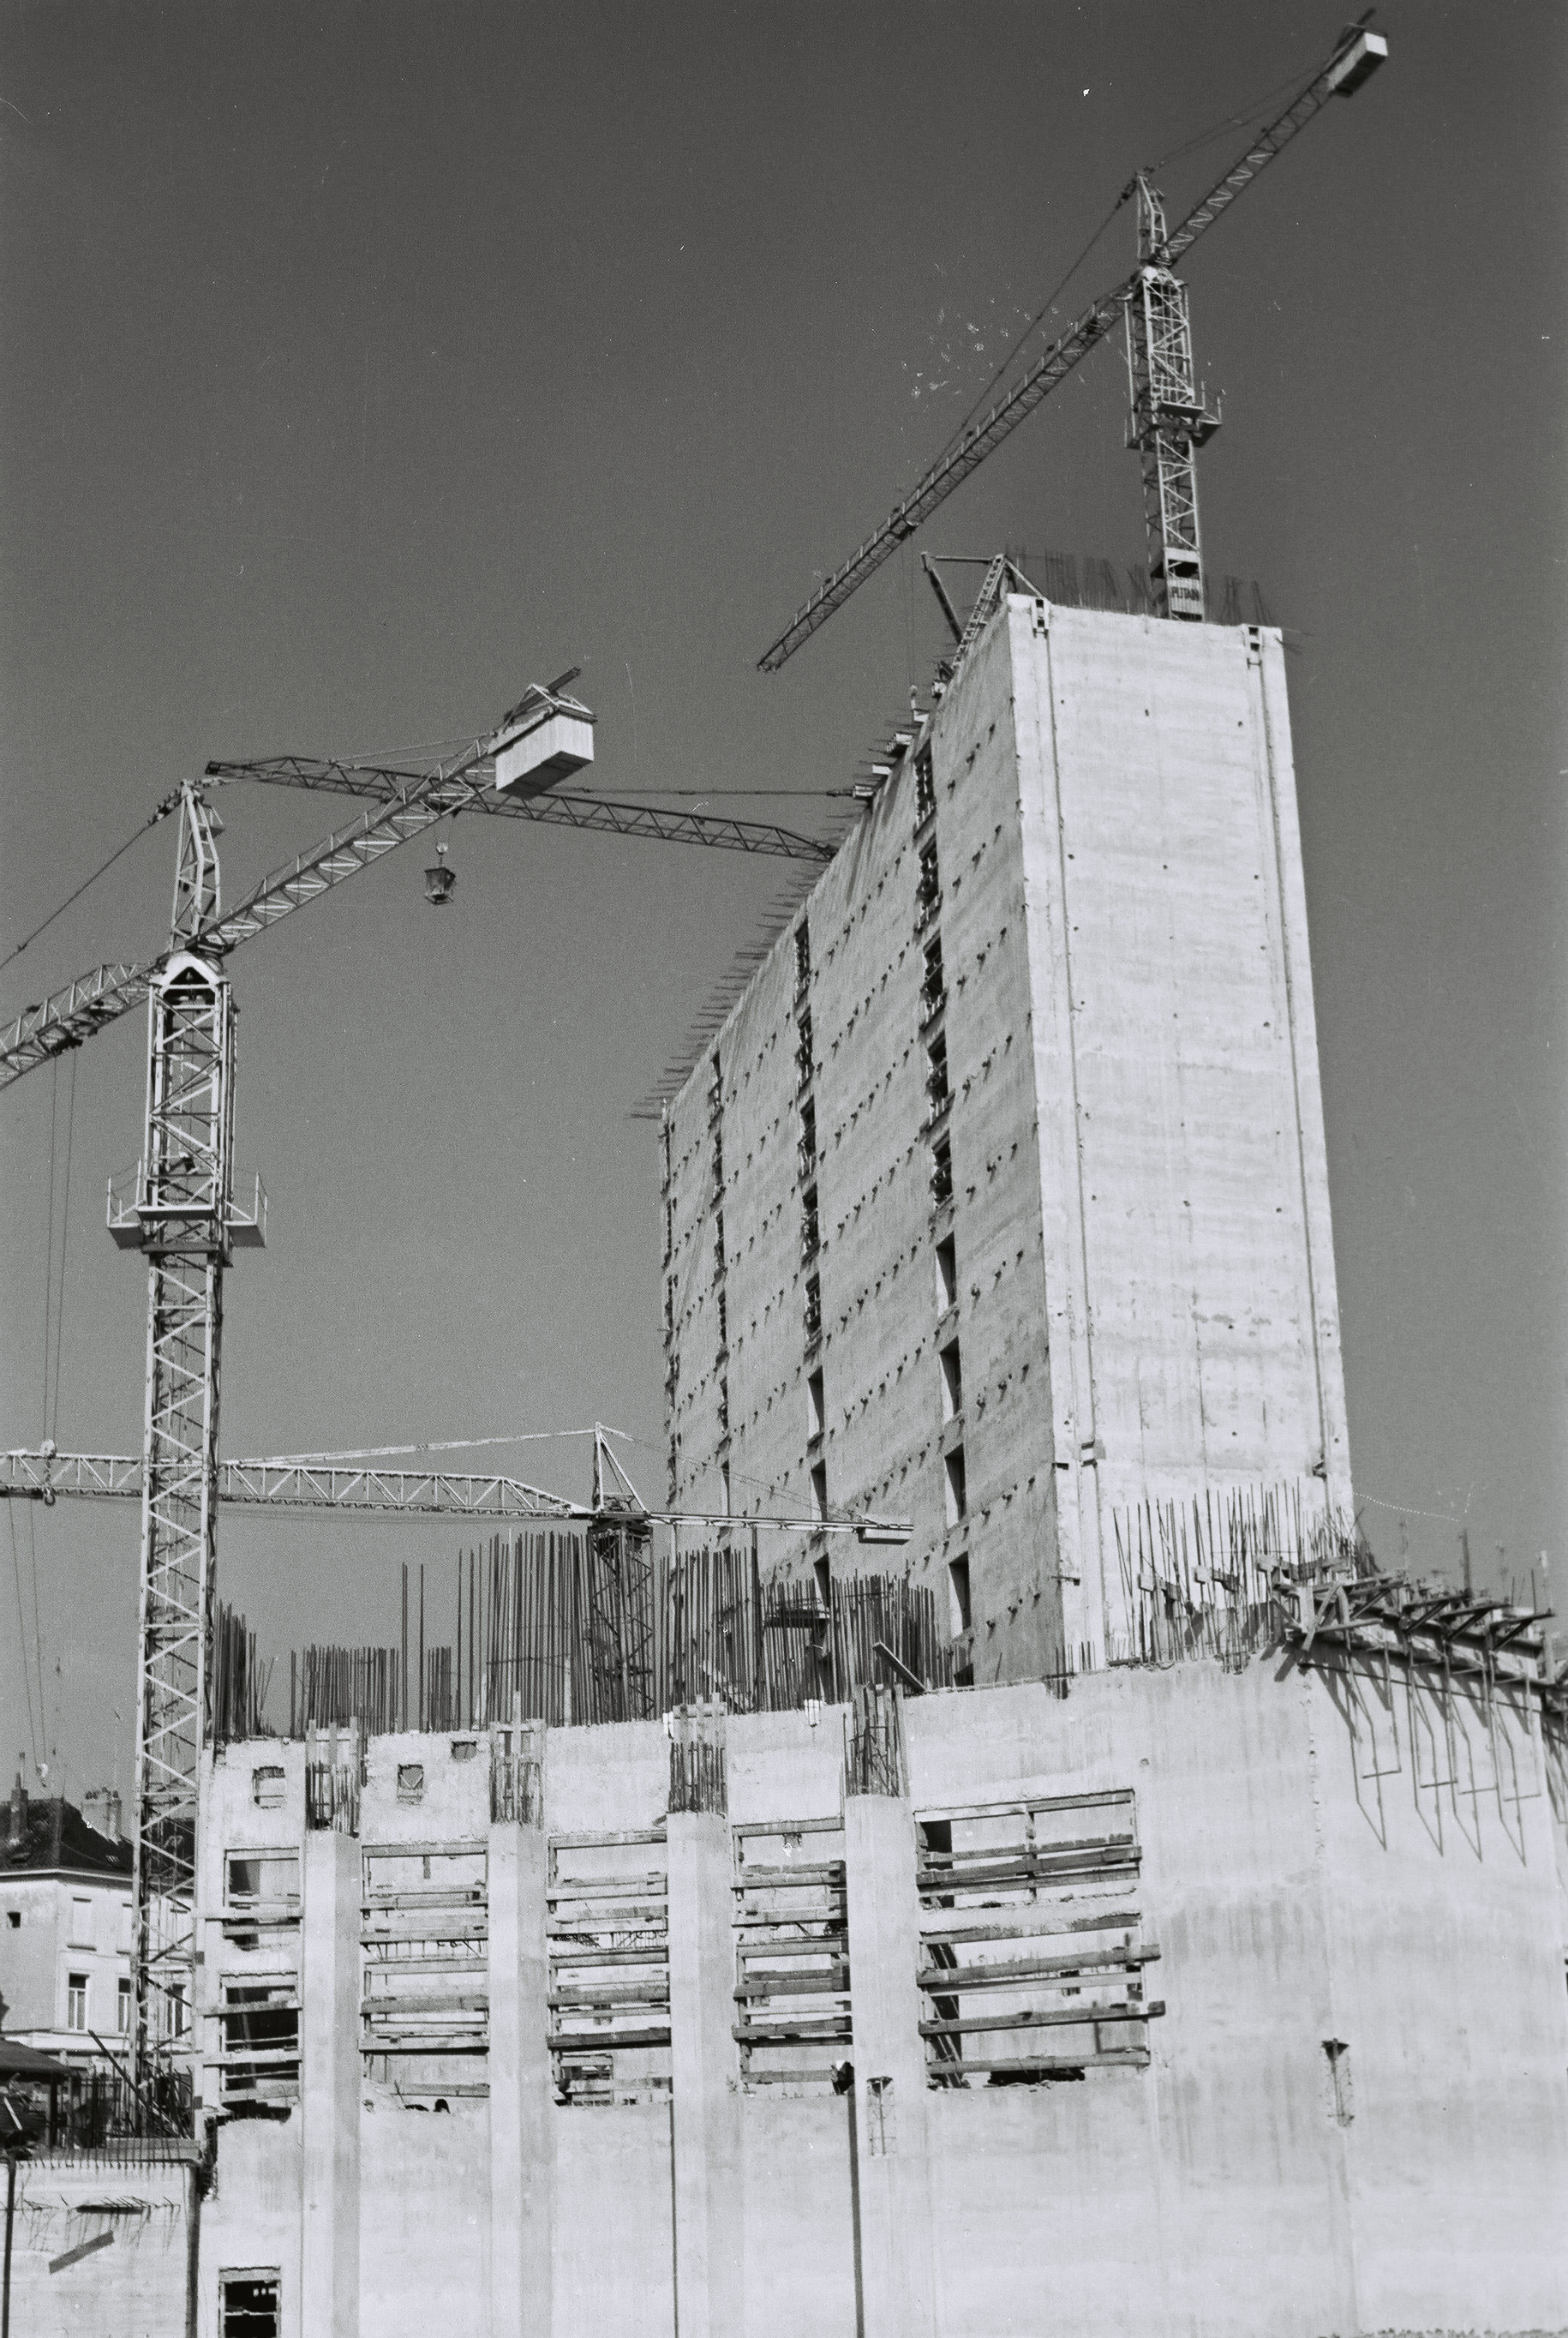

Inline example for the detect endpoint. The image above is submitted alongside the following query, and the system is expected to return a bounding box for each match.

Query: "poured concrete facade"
[81,1657,1564,2338]
[661,601,1350,1679]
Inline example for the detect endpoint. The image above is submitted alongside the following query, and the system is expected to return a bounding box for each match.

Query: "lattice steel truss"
[1123,174,1222,622]
[120,785,262,2103]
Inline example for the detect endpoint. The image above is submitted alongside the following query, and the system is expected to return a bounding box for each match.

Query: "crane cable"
[922,35,1337,490]
[49,1052,76,1446]
[8,1502,40,1771]
[0,794,178,977]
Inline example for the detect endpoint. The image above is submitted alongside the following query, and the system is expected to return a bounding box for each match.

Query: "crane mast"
[1124,171,1222,621]
[113,784,264,2107]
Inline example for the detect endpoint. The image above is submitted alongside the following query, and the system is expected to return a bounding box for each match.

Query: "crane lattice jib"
[757,22,1387,672]
[204,755,836,865]
[0,760,833,1094]
[2,1446,589,1520]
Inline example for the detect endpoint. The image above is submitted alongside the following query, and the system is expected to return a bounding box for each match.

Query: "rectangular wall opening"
[948,1556,972,1637]
[939,1340,962,1423]
[810,1460,828,1523]
[936,1233,957,1314]
[943,1446,967,1527]
[221,2273,281,2338]
[807,1367,825,1442]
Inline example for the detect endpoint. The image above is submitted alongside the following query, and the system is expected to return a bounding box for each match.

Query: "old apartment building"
[0,1778,135,2065]
[662,597,1350,1682]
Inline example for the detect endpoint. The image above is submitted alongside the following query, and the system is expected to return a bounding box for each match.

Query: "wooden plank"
[547,1870,668,1894]
[918,1910,1141,1947]
[733,2020,851,2045]
[919,2000,1164,2039]
[730,1861,846,1888]
[732,1816,844,1839]
[363,1888,488,1909]
[546,1919,669,1939]
[548,1827,667,1851]
[548,1983,673,2009]
[549,1944,671,1969]
[917,1945,1160,1990]
[916,1789,1134,1825]
[548,2024,670,2050]
[362,1842,490,1862]
[734,1972,850,2001]
[927,2051,1150,2078]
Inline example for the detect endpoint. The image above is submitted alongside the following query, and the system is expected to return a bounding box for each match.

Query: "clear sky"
[2,2,1563,1803]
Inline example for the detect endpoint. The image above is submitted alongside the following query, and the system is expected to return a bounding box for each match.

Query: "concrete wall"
[1010,596,1353,1666]
[183,1662,1568,2338]
[4,2149,193,2338]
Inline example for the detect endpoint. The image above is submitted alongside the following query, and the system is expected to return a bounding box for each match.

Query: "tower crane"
[1,676,834,2118]
[757,17,1387,667]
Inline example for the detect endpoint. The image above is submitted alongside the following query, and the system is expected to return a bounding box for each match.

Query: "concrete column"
[301,1826,360,2338]
[490,1729,553,2338]
[843,1792,937,2338]
[667,1808,744,2338]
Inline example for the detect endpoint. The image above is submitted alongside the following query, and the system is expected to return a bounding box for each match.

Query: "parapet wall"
[187,1655,1568,2338]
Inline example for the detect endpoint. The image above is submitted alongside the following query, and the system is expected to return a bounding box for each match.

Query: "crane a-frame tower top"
[757,19,1387,668]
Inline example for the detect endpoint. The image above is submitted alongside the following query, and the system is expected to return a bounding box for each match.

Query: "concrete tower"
[661,594,1351,1678]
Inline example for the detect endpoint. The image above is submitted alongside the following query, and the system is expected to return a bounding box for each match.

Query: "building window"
[168,1981,188,2040]
[939,1340,963,1423]
[222,1984,298,2102]
[921,935,945,1020]
[221,2272,280,2338]
[714,1211,726,1275]
[936,1233,958,1315]
[717,1378,729,1436]
[943,1447,967,1528]
[224,1850,301,1909]
[798,1095,817,1180]
[948,1556,973,1637]
[4,1911,18,1930]
[810,1460,828,1523]
[707,1053,722,1121]
[917,839,941,918]
[251,1765,285,1810]
[67,1973,88,2031]
[712,1130,724,1202]
[397,1763,425,1805]
[795,1006,815,1094]
[926,1032,949,1112]
[807,1367,825,1442]
[69,1896,93,1948]
[716,1287,728,1353]
[804,1273,822,1346]
[720,1459,732,1518]
[794,921,811,995]
[914,747,936,829]
[801,1184,820,1265]
[118,1977,133,2034]
[813,1554,832,1611]
[931,1135,953,1208]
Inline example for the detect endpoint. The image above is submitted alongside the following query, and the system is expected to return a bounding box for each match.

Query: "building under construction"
[8,586,1568,2338]
[3,22,1566,2338]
